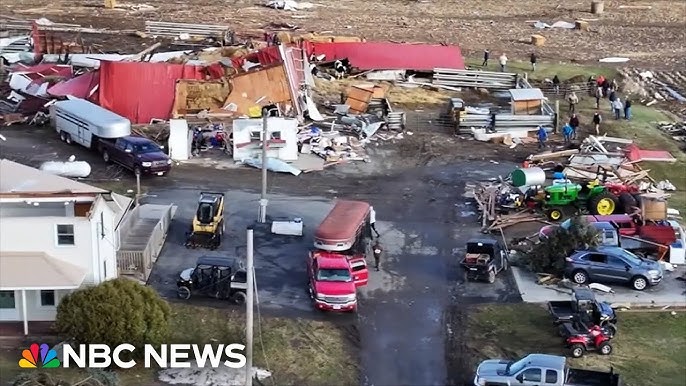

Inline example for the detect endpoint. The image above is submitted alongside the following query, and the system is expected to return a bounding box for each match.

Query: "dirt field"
[4,0,686,67]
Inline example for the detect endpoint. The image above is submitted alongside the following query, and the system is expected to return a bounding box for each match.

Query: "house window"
[40,290,56,307]
[0,291,15,309]
[270,131,281,140]
[56,224,75,245]
[250,131,261,140]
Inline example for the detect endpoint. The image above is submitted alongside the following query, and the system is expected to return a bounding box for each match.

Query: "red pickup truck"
[307,200,370,312]
[540,214,677,246]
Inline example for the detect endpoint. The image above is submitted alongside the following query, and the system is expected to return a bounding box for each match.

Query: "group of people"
[482,50,538,72]
[536,71,635,149]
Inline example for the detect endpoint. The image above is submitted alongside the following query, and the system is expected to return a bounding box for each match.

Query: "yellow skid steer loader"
[185,192,225,250]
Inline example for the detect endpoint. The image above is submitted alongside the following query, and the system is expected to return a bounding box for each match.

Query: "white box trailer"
[50,98,131,149]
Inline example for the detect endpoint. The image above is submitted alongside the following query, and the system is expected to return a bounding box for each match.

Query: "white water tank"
[39,161,92,178]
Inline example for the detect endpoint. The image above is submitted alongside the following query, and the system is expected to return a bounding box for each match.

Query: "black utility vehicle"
[548,287,618,337]
[176,256,248,303]
[460,238,509,283]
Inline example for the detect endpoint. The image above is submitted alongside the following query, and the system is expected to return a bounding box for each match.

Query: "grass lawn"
[456,303,686,386]
[464,57,620,82]
[0,303,357,386]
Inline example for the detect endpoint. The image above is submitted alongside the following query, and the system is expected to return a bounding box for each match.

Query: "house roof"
[0,252,88,290]
[106,192,133,226]
[0,159,108,195]
[509,88,545,101]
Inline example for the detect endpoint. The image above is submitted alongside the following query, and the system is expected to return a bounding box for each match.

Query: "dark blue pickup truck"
[98,136,172,176]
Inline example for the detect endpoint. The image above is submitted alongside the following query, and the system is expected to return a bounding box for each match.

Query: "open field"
[0,303,357,386]
[5,0,686,67]
[448,303,686,386]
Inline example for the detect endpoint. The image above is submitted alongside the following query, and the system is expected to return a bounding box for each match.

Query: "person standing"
[569,113,580,139]
[369,206,380,238]
[552,75,561,94]
[537,125,548,149]
[624,98,632,120]
[567,92,579,113]
[562,123,573,144]
[530,53,537,72]
[595,86,602,109]
[608,89,617,112]
[482,49,490,67]
[592,112,602,135]
[372,242,383,271]
[499,53,508,72]
[612,98,623,120]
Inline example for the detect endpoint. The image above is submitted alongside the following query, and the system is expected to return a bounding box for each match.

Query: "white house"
[0,159,132,334]
[232,117,299,162]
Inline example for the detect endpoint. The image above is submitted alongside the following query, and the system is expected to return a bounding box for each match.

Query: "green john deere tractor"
[542,181,619,221]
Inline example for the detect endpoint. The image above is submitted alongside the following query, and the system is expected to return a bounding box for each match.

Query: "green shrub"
[55,278,171,351]
[521,217,600,276]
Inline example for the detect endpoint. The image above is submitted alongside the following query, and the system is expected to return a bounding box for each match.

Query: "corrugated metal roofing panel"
[509,88,545,101]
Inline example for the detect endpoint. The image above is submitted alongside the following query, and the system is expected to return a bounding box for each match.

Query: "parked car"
[473,353,623,386]
[98,136,171,176]
[565,246,663,291]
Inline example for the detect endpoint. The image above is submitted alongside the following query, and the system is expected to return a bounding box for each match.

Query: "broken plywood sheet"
[352,82,390,99]
[223,64,292,115]
[345,86,374,114]
[173,79,231,117]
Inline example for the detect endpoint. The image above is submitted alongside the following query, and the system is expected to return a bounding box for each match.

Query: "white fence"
[433,69,518,90]
[117,204,174,281]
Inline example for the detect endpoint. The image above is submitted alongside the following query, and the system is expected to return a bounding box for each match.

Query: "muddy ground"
[5,0,686,68]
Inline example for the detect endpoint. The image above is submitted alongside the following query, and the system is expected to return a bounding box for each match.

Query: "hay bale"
[531,35,546,46]
[276,31,292,44]
[591,0,604,14]
[575,20,590,31]
[333,36,362,42]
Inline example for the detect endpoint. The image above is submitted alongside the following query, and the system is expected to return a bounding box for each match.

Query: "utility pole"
[135,171,141,205]
[259,113,269,223]
[245,226,254,386]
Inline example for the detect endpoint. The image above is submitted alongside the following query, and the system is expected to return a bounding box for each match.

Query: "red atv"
[561,320,613,358]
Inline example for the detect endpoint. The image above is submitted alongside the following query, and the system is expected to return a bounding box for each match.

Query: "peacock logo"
[19,343,61,368]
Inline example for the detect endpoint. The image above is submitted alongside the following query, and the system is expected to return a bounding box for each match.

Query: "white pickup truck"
[473,354,623,386]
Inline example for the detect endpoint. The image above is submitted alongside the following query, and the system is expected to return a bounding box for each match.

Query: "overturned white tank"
[39,160,91,178]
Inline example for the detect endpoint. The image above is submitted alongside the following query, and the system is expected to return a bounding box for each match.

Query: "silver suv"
[564,246,663,291]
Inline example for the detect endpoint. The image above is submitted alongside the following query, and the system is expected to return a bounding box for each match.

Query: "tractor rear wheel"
[546,207,564,221]
[588,191,618,215]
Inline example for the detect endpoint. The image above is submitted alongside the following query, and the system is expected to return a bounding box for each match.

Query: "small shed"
[509,88,545,115]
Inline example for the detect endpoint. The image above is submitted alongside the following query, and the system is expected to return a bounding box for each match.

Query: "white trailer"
[50,98,131,149]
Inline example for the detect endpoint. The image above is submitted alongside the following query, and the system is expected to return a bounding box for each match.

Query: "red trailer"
[307,200,370,312]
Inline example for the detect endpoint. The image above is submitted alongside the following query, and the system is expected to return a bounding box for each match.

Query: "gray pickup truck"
[473,353,622,386]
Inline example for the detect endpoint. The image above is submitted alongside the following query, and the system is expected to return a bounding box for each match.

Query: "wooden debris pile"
[470,181,549,232]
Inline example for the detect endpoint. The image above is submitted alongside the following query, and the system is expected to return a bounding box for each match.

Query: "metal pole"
[245,227,254,386]
[554,100,560,134]
[259,113,269,223]
[135,171,141,205]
